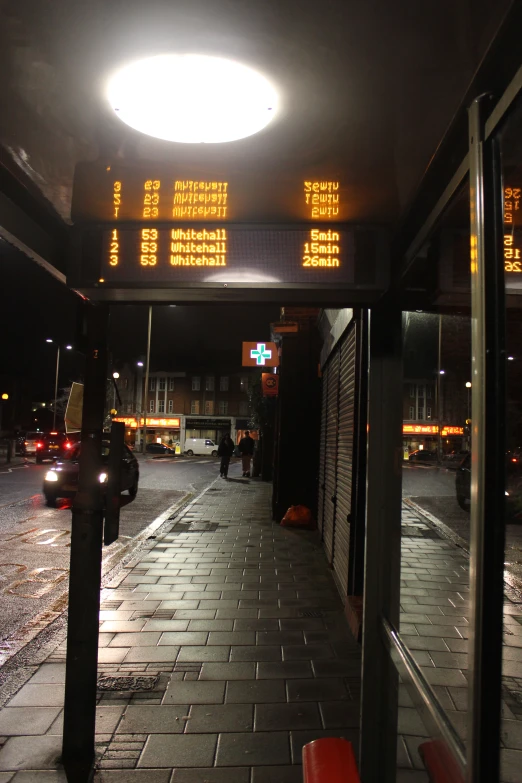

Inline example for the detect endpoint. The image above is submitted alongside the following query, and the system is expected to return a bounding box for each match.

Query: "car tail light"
[24,441,28,446]
[50,431,58,435]
[64,441,72,449]
[35,442,43,449]
[512,458,518,463]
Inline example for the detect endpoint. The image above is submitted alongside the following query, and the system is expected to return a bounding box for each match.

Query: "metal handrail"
[381,616,466,774]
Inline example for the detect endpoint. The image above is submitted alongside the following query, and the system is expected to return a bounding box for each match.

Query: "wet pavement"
[0,458,224,665]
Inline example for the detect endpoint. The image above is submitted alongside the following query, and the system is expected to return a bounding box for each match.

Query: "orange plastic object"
[280,505,316,528]
[419,740,465,783]
[302,737,360,783]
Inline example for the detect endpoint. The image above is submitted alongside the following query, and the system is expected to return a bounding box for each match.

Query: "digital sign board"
[69,161,389,303]
[99,226,353,284]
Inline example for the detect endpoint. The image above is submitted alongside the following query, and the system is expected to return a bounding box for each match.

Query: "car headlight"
[45,470,59,482]
[505,491,510,497]
[99,472,108,483]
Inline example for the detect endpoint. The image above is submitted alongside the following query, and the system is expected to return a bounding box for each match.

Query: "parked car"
[456,453,522,517]
[35,432,76,464]
[408,449,437,463]
[146,443,175,455]
[43,441,139,506]
[22,431,45,456]
[184,438,218,456]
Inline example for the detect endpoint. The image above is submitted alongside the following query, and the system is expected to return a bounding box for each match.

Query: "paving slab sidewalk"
[0,467,361,781]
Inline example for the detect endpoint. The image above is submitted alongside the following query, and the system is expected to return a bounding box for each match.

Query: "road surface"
[0,455,225,662]
[403,462,522,584]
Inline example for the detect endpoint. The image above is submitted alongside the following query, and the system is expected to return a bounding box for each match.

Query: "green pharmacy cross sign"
[250,344,273,365]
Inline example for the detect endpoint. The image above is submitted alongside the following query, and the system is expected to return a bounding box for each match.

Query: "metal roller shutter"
[323,350,340,564]
[317,367,328,537]
[332,324,357,596]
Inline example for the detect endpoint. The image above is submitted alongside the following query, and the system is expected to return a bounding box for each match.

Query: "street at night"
[2,2,522,780]
[0,456,227,663]
[403,463,522,586]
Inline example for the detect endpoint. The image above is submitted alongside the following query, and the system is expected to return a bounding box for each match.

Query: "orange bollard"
[302,737,360,783]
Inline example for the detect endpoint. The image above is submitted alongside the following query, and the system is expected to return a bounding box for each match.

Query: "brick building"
[113,366,255,448]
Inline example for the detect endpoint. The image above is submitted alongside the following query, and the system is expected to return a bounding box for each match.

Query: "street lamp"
[112,372,120,410]
[46,340,73,429]
[0,393,8,434]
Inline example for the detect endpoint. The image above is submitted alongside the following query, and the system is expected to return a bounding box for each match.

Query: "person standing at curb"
[218,432,235,478]
[238,429,255,478]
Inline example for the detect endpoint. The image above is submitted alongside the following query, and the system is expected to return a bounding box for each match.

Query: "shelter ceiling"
[0,0,510,225]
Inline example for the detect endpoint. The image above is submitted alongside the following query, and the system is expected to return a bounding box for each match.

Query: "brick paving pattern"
[0,480,520,781]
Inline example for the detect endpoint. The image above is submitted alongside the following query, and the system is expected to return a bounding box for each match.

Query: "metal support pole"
[360,306,402,782]
[436,315,442,461]
[53,345,60,430]
[62,305,109,782]
[467,97,506,783]
[142,306,152,454]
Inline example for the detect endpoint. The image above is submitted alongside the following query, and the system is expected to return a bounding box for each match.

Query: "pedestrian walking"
[217,433,234,478]
[238,430,255,477]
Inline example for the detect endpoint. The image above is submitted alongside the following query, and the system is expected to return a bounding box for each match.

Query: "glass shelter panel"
[397,184,471,780]
[498,95,522,782]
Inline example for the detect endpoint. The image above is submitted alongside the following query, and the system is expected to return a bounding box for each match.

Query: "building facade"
[113,367,254,448]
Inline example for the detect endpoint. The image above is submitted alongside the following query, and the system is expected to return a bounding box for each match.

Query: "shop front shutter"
[323,350,340,564]
[332,324,357,597]
[317,366,328,537]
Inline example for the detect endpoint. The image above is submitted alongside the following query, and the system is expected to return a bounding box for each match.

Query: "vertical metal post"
[360,306,402,782]
[468,96,506,783]
[62,305,109,782]
[436,315,442,461]
[142,306,152,453]
[53,345,60,430]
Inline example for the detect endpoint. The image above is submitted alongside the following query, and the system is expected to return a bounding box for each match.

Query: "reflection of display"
[304,181,339,219]
[504,186,522,272]
[100,227,354,284]
[173,181,228,219]
[143,179,160,219]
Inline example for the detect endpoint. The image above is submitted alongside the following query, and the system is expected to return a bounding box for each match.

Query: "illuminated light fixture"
[137,361,144,367]
[107,54,279,144]
[66,345,73,350]
[113,372,120,380]
[439,370,445,375]
[1,393,8,400]
[465,382,472,388]
[46,338,53,343]
[508,356,514,361]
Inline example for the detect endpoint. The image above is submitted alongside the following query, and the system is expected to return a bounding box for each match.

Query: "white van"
[184,438,218,457]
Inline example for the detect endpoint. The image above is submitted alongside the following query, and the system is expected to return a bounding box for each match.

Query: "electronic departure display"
[69,160,389,302]
[100,226,353,284]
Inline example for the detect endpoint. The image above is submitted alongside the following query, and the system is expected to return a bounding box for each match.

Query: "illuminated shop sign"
[242,342,279,367]
[403,424,439,435]
[441,426,464,437]
[402,424,465,436]
[113,417,180,428]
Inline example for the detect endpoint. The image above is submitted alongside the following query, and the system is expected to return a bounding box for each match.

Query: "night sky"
[0,240,279,402]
